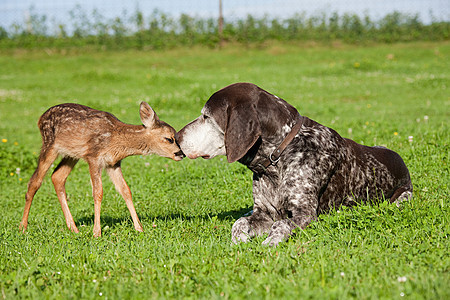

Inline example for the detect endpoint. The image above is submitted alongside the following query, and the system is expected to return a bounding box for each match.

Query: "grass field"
[0,41,449,299]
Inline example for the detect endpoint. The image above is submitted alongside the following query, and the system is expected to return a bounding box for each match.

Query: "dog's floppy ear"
[224,102,261,163]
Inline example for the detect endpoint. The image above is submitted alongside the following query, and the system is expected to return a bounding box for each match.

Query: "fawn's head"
[140,102,184,161]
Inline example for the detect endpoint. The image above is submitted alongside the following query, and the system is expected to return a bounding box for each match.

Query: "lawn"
[0,41,449,299]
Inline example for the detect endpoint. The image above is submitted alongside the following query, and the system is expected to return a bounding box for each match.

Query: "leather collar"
[259,116,305,171]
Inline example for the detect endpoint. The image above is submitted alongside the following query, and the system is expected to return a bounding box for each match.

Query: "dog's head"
[176,83,299,163]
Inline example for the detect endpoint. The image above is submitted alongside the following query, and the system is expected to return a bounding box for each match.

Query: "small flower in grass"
[152,223,157,228]
[354,62,360,68]
[14,141,18,146]
[99,292,103,296]
[10,172,14,176]
[394,132,398,136]
[2,139,7,143]
[400,292,405,297]
[93,279,97,283]
[348,128,352,135]
[397,276,407,282]
[144,162,150,167]
[340,272,345,277]
[16,168,20,175]
[408,136,413,143]
[424,115,429,122]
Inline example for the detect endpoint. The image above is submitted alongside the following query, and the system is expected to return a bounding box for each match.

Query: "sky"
[0,0,449,30]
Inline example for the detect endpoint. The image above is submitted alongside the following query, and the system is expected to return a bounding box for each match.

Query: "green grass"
[0,41,449,299]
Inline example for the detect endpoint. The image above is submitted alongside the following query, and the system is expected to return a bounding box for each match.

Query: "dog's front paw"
[231,217,252,244]
[262,220,291,247]
[262,235,284,247]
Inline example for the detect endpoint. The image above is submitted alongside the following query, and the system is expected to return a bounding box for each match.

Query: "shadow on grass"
[75,206,253,228]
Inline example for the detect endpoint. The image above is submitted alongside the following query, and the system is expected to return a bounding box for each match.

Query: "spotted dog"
[176,83,413,246]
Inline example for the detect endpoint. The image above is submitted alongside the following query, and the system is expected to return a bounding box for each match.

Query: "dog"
[20,102,184,237]
[176,82,412,246]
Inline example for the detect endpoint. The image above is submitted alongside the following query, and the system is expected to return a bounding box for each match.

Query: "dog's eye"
[165,137,174,144]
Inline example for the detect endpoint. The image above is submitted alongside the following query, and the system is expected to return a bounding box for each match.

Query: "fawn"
[20,102,184,237]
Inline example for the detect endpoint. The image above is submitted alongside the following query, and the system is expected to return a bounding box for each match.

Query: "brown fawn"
[20,102,184,237]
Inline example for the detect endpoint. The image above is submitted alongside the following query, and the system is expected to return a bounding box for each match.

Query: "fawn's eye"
[203,115,209,120]
[165,137,174,144]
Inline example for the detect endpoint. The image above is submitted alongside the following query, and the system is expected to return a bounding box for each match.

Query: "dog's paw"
[394,191,413,208]
[262,235,283,247]
[262,220,291,247]
[231,217,252,244]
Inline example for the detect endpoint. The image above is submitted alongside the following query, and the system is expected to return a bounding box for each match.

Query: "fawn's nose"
[175,150,185,158]
[174,136,185,159]
[174,131,186,159]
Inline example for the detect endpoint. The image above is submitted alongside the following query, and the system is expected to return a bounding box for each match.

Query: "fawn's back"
[38,103,183,166]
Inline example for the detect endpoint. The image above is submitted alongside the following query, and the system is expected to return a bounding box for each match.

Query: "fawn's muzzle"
[175,150,185,159]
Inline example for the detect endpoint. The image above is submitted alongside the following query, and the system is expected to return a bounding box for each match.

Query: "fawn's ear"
[140,102,160,128]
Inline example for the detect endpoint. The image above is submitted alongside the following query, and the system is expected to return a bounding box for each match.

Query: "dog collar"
[260,116,305,170]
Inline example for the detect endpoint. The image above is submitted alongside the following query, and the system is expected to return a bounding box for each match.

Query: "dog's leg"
[231,209,273,244]
[106,163,144,233]
[262,211,317,247]
[232,174,279,244]
[262,188,318,247]
[390,184,413,207]
[231,217,253,243]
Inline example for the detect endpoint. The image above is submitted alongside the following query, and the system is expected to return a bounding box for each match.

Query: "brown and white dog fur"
[176,83,412,246]
[20,102,184,237]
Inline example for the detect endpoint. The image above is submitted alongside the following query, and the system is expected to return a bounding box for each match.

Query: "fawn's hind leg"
[20,147,59,232]
[52,157,79,233]
[106,163,144,232]
[88,161,104,238]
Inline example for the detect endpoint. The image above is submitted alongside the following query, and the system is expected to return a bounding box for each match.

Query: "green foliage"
[0,42,449,298]
[0,8,449,50]
[0,140,37,177]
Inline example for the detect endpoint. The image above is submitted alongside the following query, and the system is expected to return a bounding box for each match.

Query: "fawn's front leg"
[88,162,104,238]
[106,163,144,232]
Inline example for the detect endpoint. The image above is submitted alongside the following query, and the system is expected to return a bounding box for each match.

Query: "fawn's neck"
[111,124,154,158]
